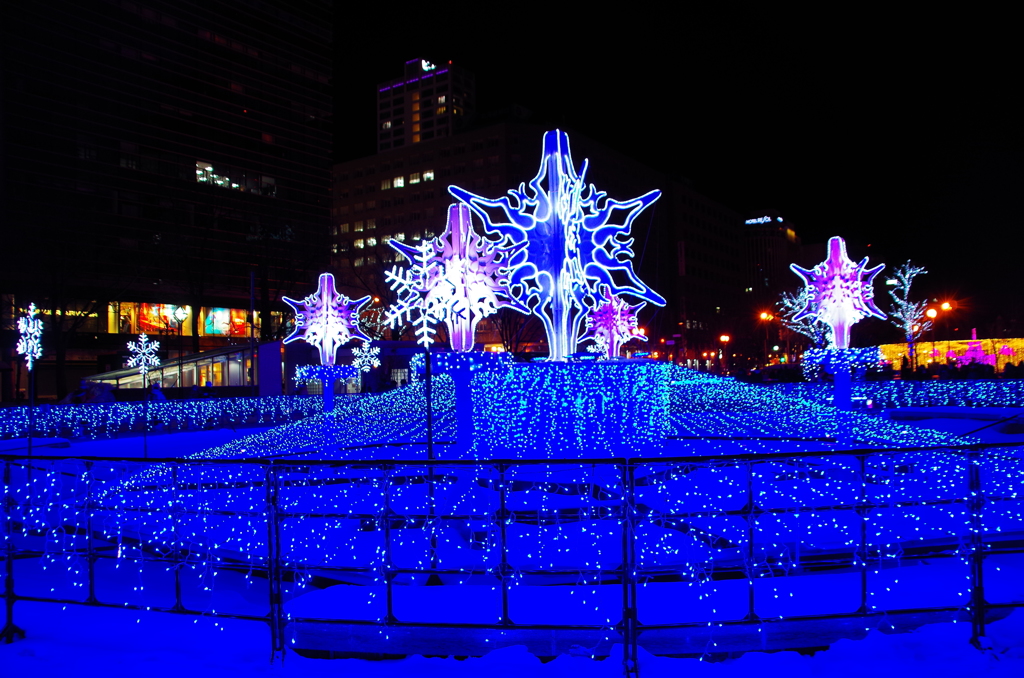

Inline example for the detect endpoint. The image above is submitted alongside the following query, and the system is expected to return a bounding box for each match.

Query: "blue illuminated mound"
[667,369,975,450]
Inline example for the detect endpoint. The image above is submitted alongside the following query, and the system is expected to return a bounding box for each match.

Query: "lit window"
[424,230,434,239]
[394,176,405,188]
[423,170,435,181]
[412,231,422,240]
[382,121,392,129]
[330,225,338,236]
[340,223,350,233]
[354,239,365,249]
[381,178,392,190]
[354,257,365,267]
[331,243,338,254]
[366,254,377,265]
[354,221,364,232]
[366,218,376,230]
[366,237,377,247]
[437,106,447,114]
[409,172,421,184]
[437,95,446,104]
[396,232,406,242]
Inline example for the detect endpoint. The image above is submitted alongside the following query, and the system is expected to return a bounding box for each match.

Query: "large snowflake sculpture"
[127,333,161,378]
[283,273,371,365]
[790,236,885,349]
[352,341,381,372]
[450,129,664,361]
[16,302,44,371]
[386,203,525,350]
[581,287,646,359]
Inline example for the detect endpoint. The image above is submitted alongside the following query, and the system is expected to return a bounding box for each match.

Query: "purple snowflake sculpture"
[283,273,371,365]
[582,287,646,359]
[790,236,885,349]
[386,203,525,351]
[450,130,664,361]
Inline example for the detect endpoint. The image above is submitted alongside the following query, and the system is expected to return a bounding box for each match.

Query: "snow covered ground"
[3,395,1024,676]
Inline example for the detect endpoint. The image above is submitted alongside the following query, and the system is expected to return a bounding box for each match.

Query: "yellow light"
[926,309,938,319]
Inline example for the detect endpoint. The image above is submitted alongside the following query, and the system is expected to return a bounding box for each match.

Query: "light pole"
[759,312,774,367]
[172,306,189,391]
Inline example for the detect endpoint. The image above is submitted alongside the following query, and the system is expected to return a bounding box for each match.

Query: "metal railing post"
[744,460,758,622]
[857,454,869,613]
[497,462,511,626]
[967,448,987,647]
[2,460,25,643]
[265,462,285,663]
[172,465,184,612]
[381,463,396,625]
[620,460,639,678]
[84,461,97,605]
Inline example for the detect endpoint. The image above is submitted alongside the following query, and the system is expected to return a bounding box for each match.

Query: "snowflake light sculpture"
[386,203,525,350]
[127,333,161,378]
[790,236,885,349]
[283,273,371,365]
[450,129,664,361]
[352,341,381,372]
[581,287,646,359]
[16,302,44,371]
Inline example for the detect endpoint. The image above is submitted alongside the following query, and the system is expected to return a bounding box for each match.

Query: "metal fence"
[3,442,1023,676]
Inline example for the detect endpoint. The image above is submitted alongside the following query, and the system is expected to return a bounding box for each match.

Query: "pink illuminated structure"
[283,273,371,366]
[386,203,525,351]
[790,236,885,349]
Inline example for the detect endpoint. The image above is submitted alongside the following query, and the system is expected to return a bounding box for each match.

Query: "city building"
[1,0,333,400]
[376,58,476,152]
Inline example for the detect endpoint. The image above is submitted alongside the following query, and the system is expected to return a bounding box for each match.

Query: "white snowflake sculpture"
[16,302,44,371]
[127,333,161,378]
[352,341,381,373]
[385,203,525,350]
[283,273,371,366]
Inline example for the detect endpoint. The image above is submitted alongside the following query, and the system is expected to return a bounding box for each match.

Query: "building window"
[331,243,339,254]
[354,239,365,249]
[366,237,377,247]
[382,121,392,129]
[437,106,447,115]
[395,232,406,242]
[354,221,364,232]
[340,223,350,233]
[437,95,446,104]
[354,257,365,267]
[366,218,376,230]
[394,176,405,188]
[366,254,377,265]
[409,172,421,184]
[330,225,338,236]
[381,178,392,190]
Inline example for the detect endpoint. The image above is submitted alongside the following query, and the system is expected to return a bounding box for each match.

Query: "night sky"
[332,10,1022,331]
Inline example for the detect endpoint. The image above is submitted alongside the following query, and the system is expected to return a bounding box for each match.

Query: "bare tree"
[777,287,832,349]
[887,261,931,368]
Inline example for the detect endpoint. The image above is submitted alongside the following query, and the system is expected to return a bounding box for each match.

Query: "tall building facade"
[1,0,333,399]
[376,58,476,152]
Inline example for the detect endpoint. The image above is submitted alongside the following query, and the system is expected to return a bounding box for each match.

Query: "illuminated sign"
[745,216,785,224]
[421,59,436,72]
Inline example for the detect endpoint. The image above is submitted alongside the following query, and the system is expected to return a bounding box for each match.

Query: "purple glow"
[582,286,646,359]
[283,273,371,366]
[387,204,525,350]
[790,236,885,349]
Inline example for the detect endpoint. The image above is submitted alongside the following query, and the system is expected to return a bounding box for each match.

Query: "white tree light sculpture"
[16,302,44,371]
[127,333,161,379]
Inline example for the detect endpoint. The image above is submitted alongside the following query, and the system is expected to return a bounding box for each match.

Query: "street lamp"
[758,312,774,367]
[719,334,731,375]
[172,305,189,390]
